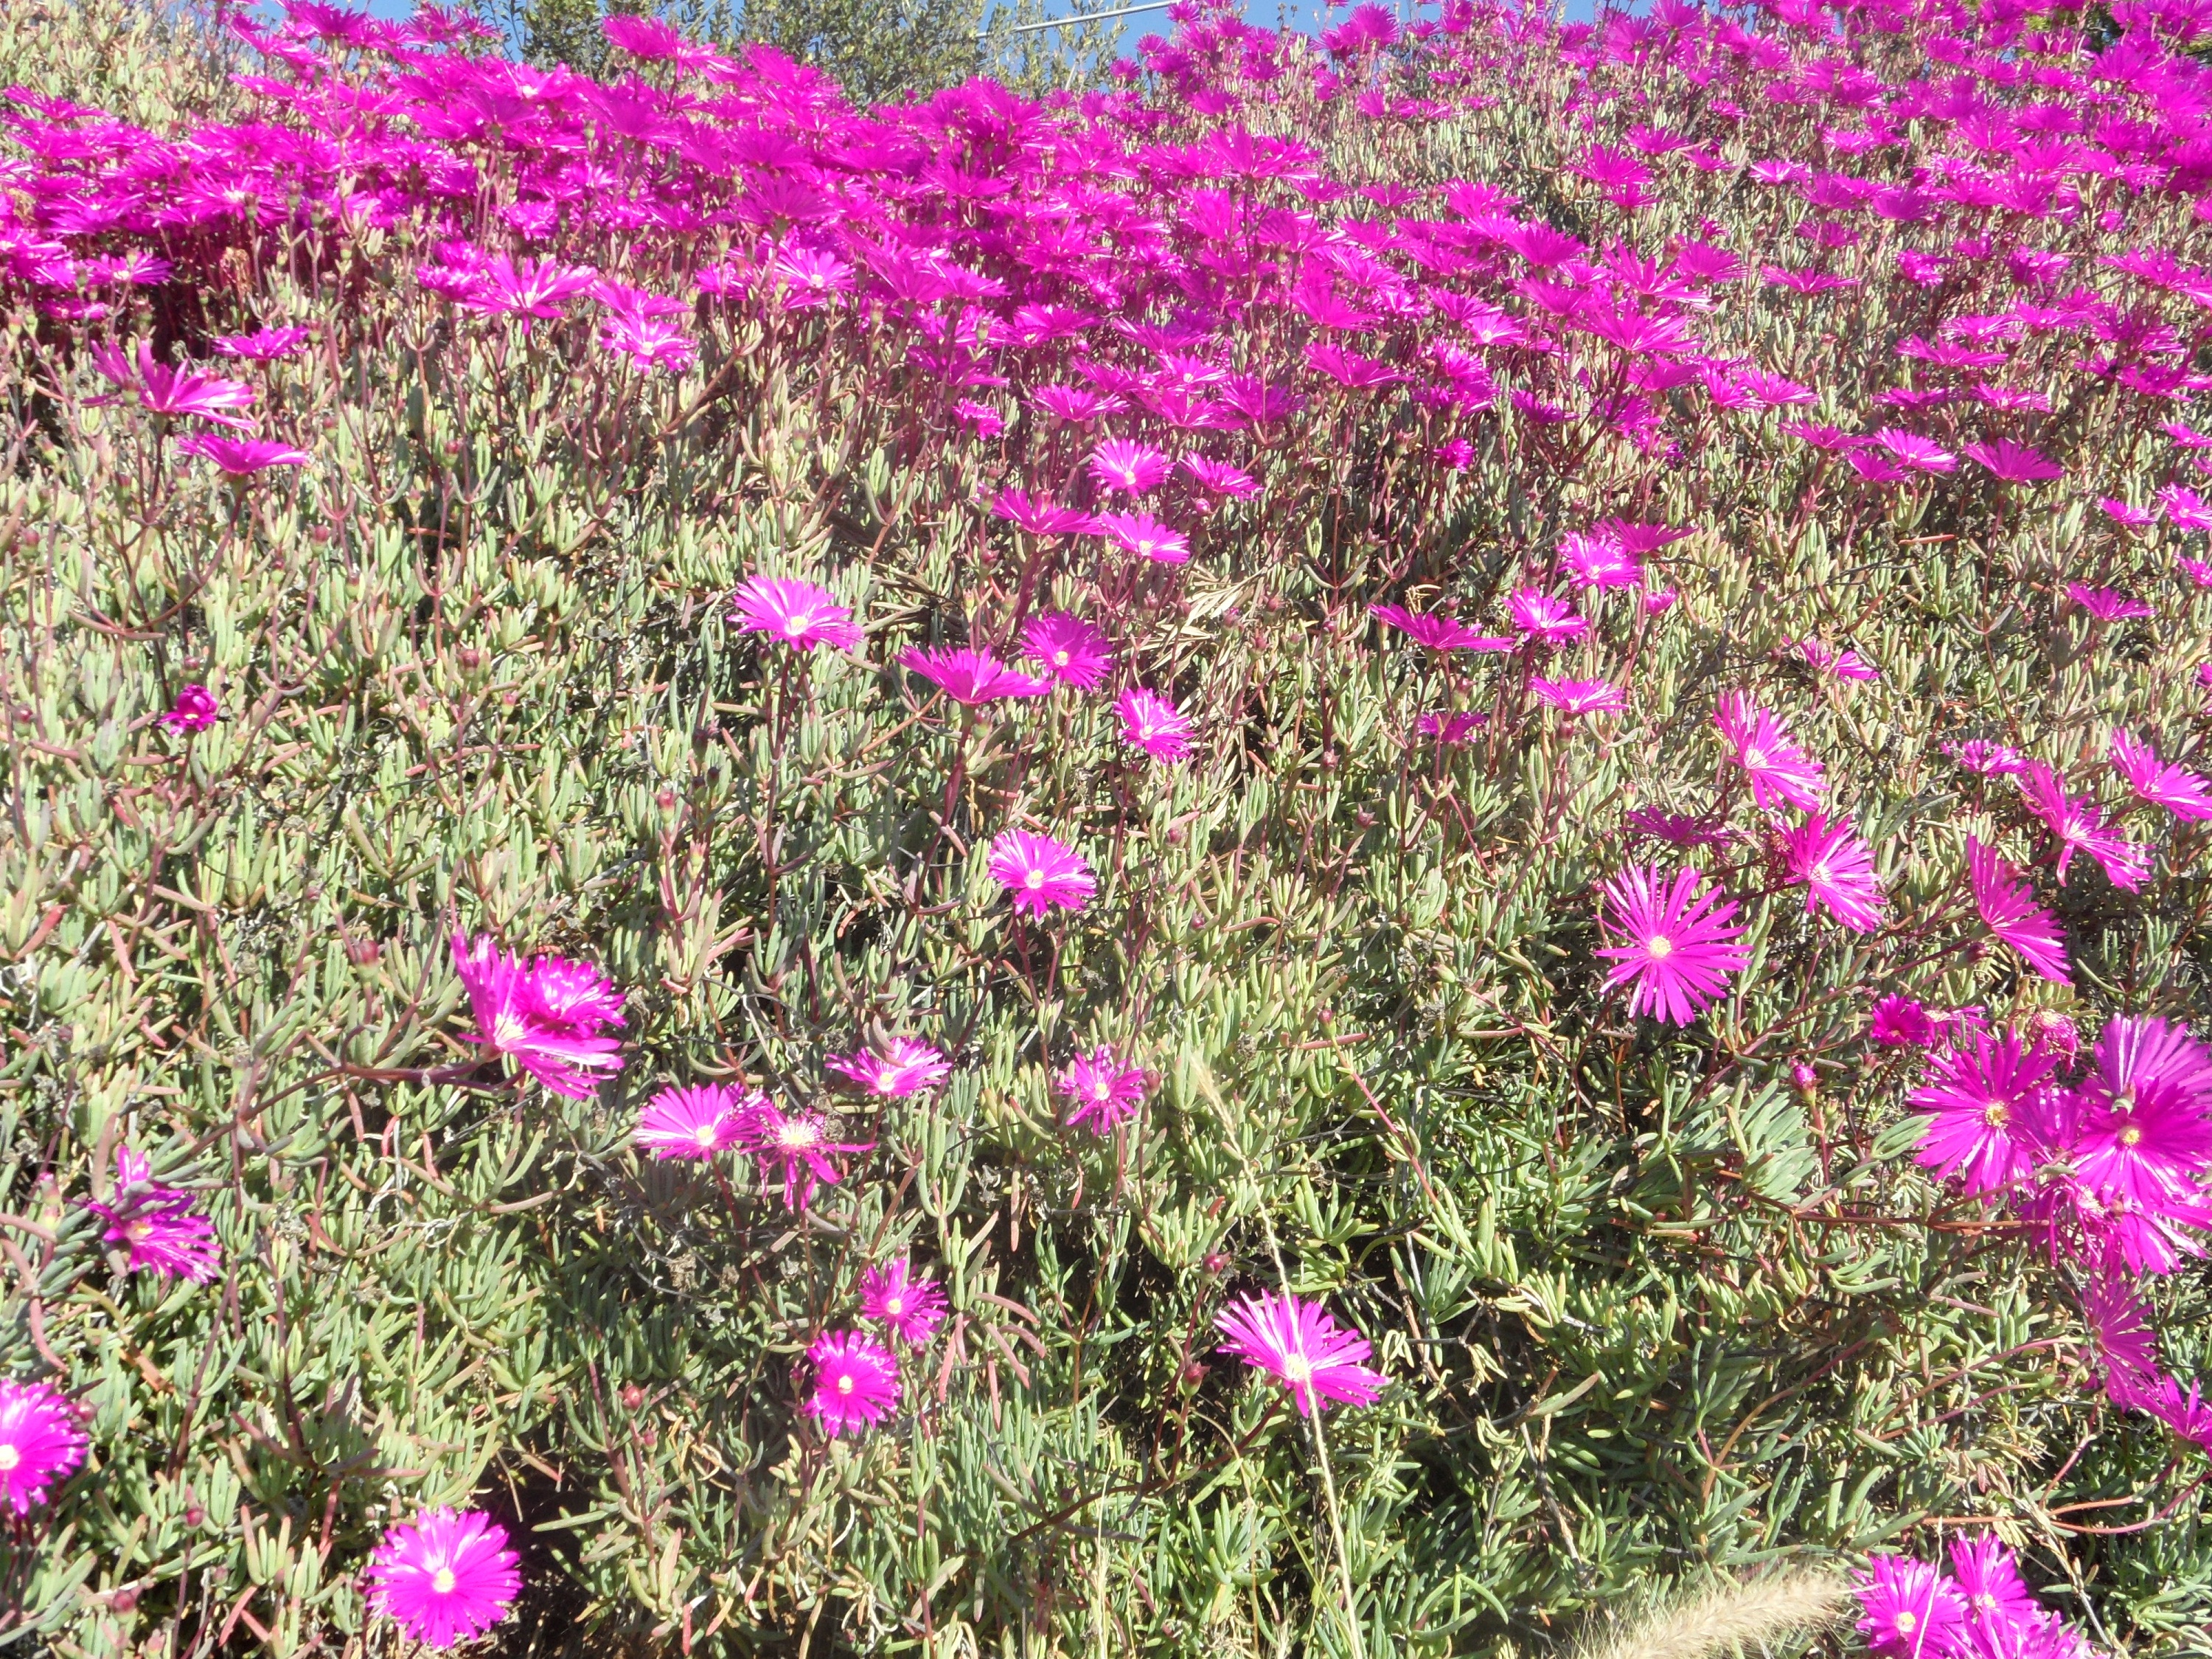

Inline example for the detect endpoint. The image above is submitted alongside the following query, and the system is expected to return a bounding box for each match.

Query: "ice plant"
[1214,1290,1388,1416]
[825,1037,950,1098]
[2110,729,2212,821]
[635,1082,753,1160]
[738,1097,872,1211]
[83,1146,219,1281]
[1530,677,1627,716]
[2017,762,2148,891]
[365,1509,521,1649]
[1854,1555,1966,1659]
[0,1380,85,1513]
[900,647,1051,706]
[1058,1047,1147,1134]
[1089,437,1170,494]
[451,933,625,1099]
[859,1259,947,1345]
[1368,605,1512,653]
[2068,1018,2212,1206]
[988,830,1093,917]
[800,1331,900,1436]
[728,577,863,653]
[1965,838,2070,984]
[1910,1032,2061,1195]
[1715,691,1824,811]
[1115,686,1194,761]
[160,684,218,733]
[1020,613,1111,689]
[1595,863,1750,1026]
[91,340,256,427]
[175,434,310,473]
[1776,812,1885,933]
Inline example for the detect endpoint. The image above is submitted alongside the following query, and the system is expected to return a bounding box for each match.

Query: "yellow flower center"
[1026,869,1046,889]
[777,1121,818,1149]
[2120,1123,2143,1148]
[693,1123,718,1147]
[785,613,811,637]
[1896,1612,1916,1635]
[836,1374,855,1396]
[886,1295,903,1315]
[1646,936,1673,959]
[433,1568,456,1595]
[128,1220,152,1242]
[1280,1355,1313,1385]
[1983,1101,2009,1127]
[1054,651,1070,667]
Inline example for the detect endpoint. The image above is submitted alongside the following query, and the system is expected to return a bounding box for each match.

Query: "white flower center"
[1896,1612,1917,1635]
[1026,869,1046,889]
[0,1445,18,1472]
[433,1568,456,1594]
[777,1121,819,1150]
[836,1374,855,1395]
[694,1123,718,1147]
[1646,936,1674,959]
[1280,1355,1314,1384]
[784,613,811,637]
[1054,651,1070,666]
[1744,747,1766,768]
[886,1295,903,1315]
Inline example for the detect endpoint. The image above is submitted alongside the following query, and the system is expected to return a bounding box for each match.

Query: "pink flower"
[161,684,218,733]
[900,647,1051,706]
[635,1082,753,1159]
[451,933,625,1099]
[461,255,597,320]
[175,434,310,474]
[2084,1272,2161,1399]
[1531,677,1627,716]
[0,1380,85,1513]
[1872,427,1956,473]
[1215,1290,1388,1415]
[1871,994,1938,1048]
[1715,690,1825,811]
[859,1259,946,1344]
[738,1098,871,1211]
[1910,1031,2061,1194]
[1115,686,1194,761]
[1089,437,1172,494]
[1794,639,1879,681]
[988,830,1093,917]
[1595,864,1750,1025]
[800,1331,900,1436]
[1417,711,1488,745]
[1096,511,1191,563]
[212,326,313,359]
[83,1147,219,1281]
[953,400,1004,437]
[1180,454,1259,497]
[728,577,863,653]
[366,1509,521,1649]
[1950,1537,2041,1655]
[1509,588,1587,644]
[2110,728,2212,821]
[1020,613,1112,689]
[599,310,696,374]
[1560,529,1644,588]
[1058,1047,1147,1134]
[2069,1017,2212,1207]
[2017,762,2148,890]
[1855,1556,1965,1659]
[91,341,256,428]
[1963,438,2063,484]
[1777,811,1885,932]
[2065,583,2154,622]
[1945,739,2027,777]
[1368,605,1513,652]
[825,1037,950,1097]
[1966,837,2070,984]
[991,490,1098,537]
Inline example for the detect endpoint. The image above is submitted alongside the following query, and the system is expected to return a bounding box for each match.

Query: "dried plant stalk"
[1576,1571,1851,1659]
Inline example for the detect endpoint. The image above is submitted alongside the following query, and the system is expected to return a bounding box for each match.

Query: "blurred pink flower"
[91,341,256,428]
[2065,583,2153,622]
[1214,1290,1387,1415]
[161,684,218,733]
[1964,438,2062,484]
[1715,690,1825,811]
[1509,590,1588,644]
[175,434,310,473]
[860,1259,946,1345]
[1058,1047,1146,1134]
[1531,677,1626,716]
[1096,512,1191,563]
[825,1037,950,1097]
[366,1509,521,1649]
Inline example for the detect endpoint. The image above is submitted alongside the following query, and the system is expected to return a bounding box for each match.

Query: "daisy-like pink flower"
[2017,762,2149,890]
[1910,1030,2061,1194]
[1950,1537,2040,1652]
[2084,1272,2161,1399]
[91,340,256,428]
[800,1331,900,1436]
[1793,639,1879,681]
[737,1097,872,1211]
[1964,438,2063,484]
[900,647,1051,706]
[1966,837,2070,984]
[1945,738,2028,776]
[1776,811,1886,932]
[2065,583,2154,622]
[0,1380,85,1513]
[1020,613,1112,689]
[2069,1016,2212,1206]
[1096,511,1191,564]
[1214,1290,1388,1416]
[1854,1555,1965,1659]
[1560,530,1644,588]
[1871,994,1939,1048]
[161,684,218,733]
[2110,729,2212,821]
[1417,711,1488,745]
[1715,690,1824,811]
[451,933,625,1099]
[991,489,1099,537]
[728,576,863,653]
[1595,863,1750,1025]
[1871,428,1956,473]
[1180,454,1259,497]
[1531,677,1627,716]
[859,1259,947,1344]
[988,830,1093,917]
[366,1508,521,1649]
[1058,1047,1147,1134]
[825,1037,950,1098]
[1509,588,1588,644]
[1368,605,1513,652]
[212,326,313,359]
[175,434,310,474]
[83,1146,219,1281]
[1116,687,1195,761]
[635,1082,753,1159]
[1089,437,1172,494]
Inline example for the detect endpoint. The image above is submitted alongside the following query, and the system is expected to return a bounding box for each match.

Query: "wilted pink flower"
[900,647,1051,706]
[2110,729,2212,821]
[859,1259,946,1345]
[161,684,218,733]
[1058,1047,1147,1134]
[1089,438,1172,494]
[175,434,310,474]
[728,577,863,653]
[825,1037,950,1097]
[1096,512,1191,563]
[2017,762,2148,890]
[1966,837,2070,984]
[1777,811,1885,932]
[1945,739,2027,776]
[451,933,625,1099]
[1855,1556,1965,1659]
[1509,589,1588,644]
[1910,1031,2061,1194]
[988,830,1093,917]
[0,1380,83,1514]
[1116,687,1195,761]
[1368,605,1512,652]
[1020,614,1111,689]
[1716,691,1825,811]
[1531,677,1627,716]
[1963,438,2063,484]
[801,1331,900,1436]
[1595,863,1750,1025]
[1418,711,1489,744]
[83,1147,218,1281]
[1214,1290,1388,1415]
[636,1082,752,1159]
[366,1509,521,1649]
[737,1097,871,1211]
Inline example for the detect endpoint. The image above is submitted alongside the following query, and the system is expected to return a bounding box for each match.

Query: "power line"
[985,1,1177,34]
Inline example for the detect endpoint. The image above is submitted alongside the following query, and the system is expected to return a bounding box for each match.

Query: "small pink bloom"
[84,1146,218,1281]
[451,934,625,1099]
[1871,994,1939,1048]
[636,1083,753,1160]
[1095,511,1191,563]
[1058,1047,1146,1134]
[2065,583,2153,622]
[728,577,863,653]
[1020,613,1112,689]
[161,684,219,733]
[801,1331,900,1436]
[1368,605,1513,652]
[366,1509,521,1649]
[2110,728,2212,821]
[1531,677,1627,716]
[988,830,1093,917]
[0,1380,85,1513]
[1509,588,1587,644]
[737,1098,872,1211]
[953,400,1004,437]
[859,1259,946,1344]
[1777,811,1886,933]
[1089,437,1172,494]
[175,434,310,474]
[1214,1290,1388,1416]
[1115,686,1195,761]
[1715,690,1825,811]
[900,647,1051,706]
[1966,836,2070,984]
[825,1037,950,1098]
[1596,863,1750,1025]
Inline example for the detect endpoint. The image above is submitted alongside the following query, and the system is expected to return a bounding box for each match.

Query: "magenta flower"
[1509,588,1588,644]
[1910,1031,2061,1194]
[1181,454,1259,497]
[1855,1556,1965,1659]
[161,684,218,733]
[635,1082,753,1160]
[1089,437,1172,494]
[1951,1537,2041,1652]
[737,1098,872,1211]
[1777,811,1885,932]
[1966,838,2070,984]
[825,1037,950,1098]
[451,933,625,1099]
[1963,438,2063,484]
[992,489,1099,537]
[800,1330,900,1436]
[1871,995,1941,1048]
[900,647,1051,706]
[1058,1047,1147,1134]
[1214,1290,1388,1416]
[1531,677,1627,716]
[366,1509,521,1649]
[1368,605,1513,653]
[1020,613,1112,689]
[599,311,695,374]
[2084,1272,2161,1398]
[460,255,597,320]
[1096,512,1191,564]
[1595,864,1750,1025]
[859,1259,947,1345]
[1417,711,1488,745]
[728,577,863,653]
[2110,729,2212,821]
[2069,1017,2212,1206]
[2065,584,2154,622]
[988,830,1093,917]
[1715,690,1825,811]
[1115,686,1195,761]
[2017,762,2148,891]
[175,434,310,474]
[1794,639,1879,681]
[0,1380,84,1513]
[1945,739,2028,777]
[83,1147,219,1281]
[212,326,313,360]
[91,341,256,428]
[1871,428,1955,473]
